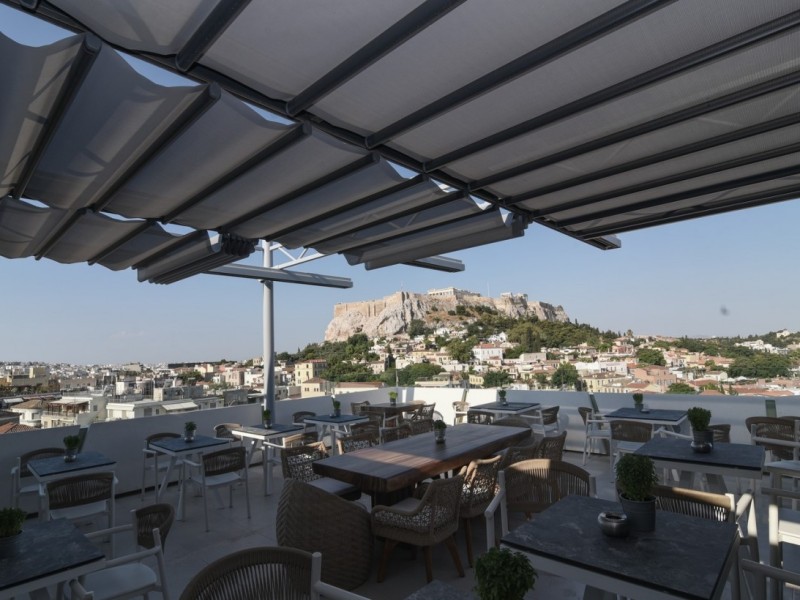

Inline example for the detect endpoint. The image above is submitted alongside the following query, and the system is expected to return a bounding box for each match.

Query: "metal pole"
[262,241,275,415]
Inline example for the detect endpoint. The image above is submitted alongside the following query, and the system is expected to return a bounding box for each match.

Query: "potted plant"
[687,406,713,453]
[0,507,25,540]
[474,546,536,600]
[433,419,447,443]
[632,392,644,411]
[262,408,272,428]
[498,388,508,406]
[184,421,197,442]
[615,453,658,532]
[63,434,81,462]
[332,398,341,418]
[388,391,398,406]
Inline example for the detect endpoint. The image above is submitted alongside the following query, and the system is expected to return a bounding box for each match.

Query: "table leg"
[330,426,340,455]
[156,456,177,502]
[264,444,274,496]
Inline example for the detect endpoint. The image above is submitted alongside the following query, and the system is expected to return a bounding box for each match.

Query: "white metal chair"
[740,558,800,600]
[185,446,250,532]
[578,407,611,468]
[68,503,174,600]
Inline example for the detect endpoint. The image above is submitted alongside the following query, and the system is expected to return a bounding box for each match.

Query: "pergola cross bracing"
[1,0,799,284]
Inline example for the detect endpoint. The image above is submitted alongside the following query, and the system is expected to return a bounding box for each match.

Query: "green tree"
[550,363,579,389]
[483,370,513,388]
[447,338,475,363]
[382,363,444,386]
[667,382,696,394]
[636,348,666,366]
[533,373,549,389]
[407,319,430,337]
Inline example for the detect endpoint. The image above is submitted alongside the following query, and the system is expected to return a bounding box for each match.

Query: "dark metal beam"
[92,83,220,212]
[175,0,251,72]
[308,191,466,250]
[13,34,100,199]
[367,0,673,148]
[161,123,310,223]
[287,0,465,116]
[506,111,800,206]
[266,174,428,240]
[558,163,800,228]
[209,264,353,288]
[532,140,800,219]
[472,69,800,191]
[579,185,800,238]
[219,153,379,231]
[133,229,206,270]
[34,208,87,259]
[87,219,155,265]
[427,9,800,170]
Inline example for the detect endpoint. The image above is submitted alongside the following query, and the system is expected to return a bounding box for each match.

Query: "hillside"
[325,289,569,342]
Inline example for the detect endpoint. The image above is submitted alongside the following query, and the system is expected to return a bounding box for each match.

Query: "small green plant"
[474,547,536,600]
[184,421,197,432]
[388,391,398,403]
[262,409,271,422]
[687,406,711,432]
[0,507,26,538]
[433,419,447,430]
[615,454,657,502]
[498,388,507,401]
[632,392,643,406]
[63,435,81,450]
[332,400,341,410]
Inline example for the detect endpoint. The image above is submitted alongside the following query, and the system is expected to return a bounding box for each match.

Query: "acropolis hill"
[324,288,569,342]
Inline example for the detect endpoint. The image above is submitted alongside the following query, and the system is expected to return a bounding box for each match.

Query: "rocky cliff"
[325,290,569,342]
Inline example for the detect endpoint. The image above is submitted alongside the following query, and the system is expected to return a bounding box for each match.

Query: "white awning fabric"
[161,401,199,411]
[1,1,798,282]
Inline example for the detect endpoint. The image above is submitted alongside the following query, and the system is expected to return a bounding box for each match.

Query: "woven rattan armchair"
[491,416,529,428]
[293,411,319,441]
[485,459,595,546]
[372,475,465,584]
[380,422,413,444]
[709,424,731,443]
[610,419,652,467]
[540,405,560,434]
[457,455,502,567]
[178,546,371,600]
[350,400,370,415]
[467,410,494,424]
[497,437,539,471]
[281,442,361,500]
[337,428,379,454]
[185,446,250,532]
[413,403,436,420]
[277,479,373,590]
[453,399,470,425]
[409,418,434,435]
[746,416,797,461]
[358,407,385,428]
[214,423,242,441]
[533,430,567,460]
[45,471,116,553]
[11,446,63,508]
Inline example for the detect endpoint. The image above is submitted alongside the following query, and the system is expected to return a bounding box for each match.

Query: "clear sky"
[1,5,798,365]
[2,199,797,365]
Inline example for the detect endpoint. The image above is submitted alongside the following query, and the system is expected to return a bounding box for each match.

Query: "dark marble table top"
[605,407,687,422]
[502,495,737,600]
[0,518,105,592]
[149,434,228,454]
[304,414,368,424]
[636,436,765,471]
[403,580,475,600]
[234,423,303,437]
[471,401,540,413]
[28,451,115,479]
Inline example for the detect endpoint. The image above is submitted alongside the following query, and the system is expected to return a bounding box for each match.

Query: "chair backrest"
[202,446,247,477]
[135,503,176,550]
[359,407,385,428]
[459,455,502,517]
[497,437,539,470]
[281,442,327,482]
[350,401,370,415]
[709,424,731,443]
[380,423,412,444]
[652,484,734,522]
[179,546,315,600]
[578,406,593,426]
[610,419,652,443]
[541,406,559,425]
[765,398,777,418]
[534,431,567,460]
[213,423,241,440]
[589,393,600,413]
[145,432,181,450]
[416,474,464,535]
[491,416,529,428]
[337,429,379,454]
[740,558,800,600]
[292,411,316,424]
[453,400,469,412]
[467,410,494,424]
[746,416,796,460]
[18,447,63,478]
[46,471,115,510]
[409,418,434,435]
[503,459,595,514]
[414,403,436,420]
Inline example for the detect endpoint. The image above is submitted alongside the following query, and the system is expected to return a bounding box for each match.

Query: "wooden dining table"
[312,423,531,502]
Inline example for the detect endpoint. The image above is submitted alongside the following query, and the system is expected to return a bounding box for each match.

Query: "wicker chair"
[709,424,731,443]
[491,416,529,428]
[610,419,652,468]
[452,399,470,425]
[380,422,413,444]
[350,400,370,415]
[185,446,250,532]
[337,428,379,454]
[533,430,567,460]
[457,455,502,567]
[467,410,494,424]
[485,459,595,546]
[281,442,361,500]
[10,446,63,508]
[409,418,434,435]
[276,479,373,590]
[746,416,797,461]
[178,546,370,600]
[358,407,386,428]
[69,503,175,600]
[372,475,465,583]
[497,437,539,471]
[540,405,560,434]
[141,433,184,500]
[214,423,242,441]
[293,411,319,441]
[413,403,437,420]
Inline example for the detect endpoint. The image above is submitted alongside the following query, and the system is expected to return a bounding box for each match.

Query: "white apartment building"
[472,344,504,363]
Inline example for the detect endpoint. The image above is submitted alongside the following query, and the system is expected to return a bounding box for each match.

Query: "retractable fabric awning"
[1,0,798,282]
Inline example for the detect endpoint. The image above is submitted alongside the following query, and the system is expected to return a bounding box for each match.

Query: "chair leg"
[463,518,474,567]
[203,485,209,533]
[377,539,397,582]
[445,535,465,578]
[423,546,433,583]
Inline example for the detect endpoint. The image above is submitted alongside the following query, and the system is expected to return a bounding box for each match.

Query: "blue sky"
[1,5,798,365]
[2,199,797,365]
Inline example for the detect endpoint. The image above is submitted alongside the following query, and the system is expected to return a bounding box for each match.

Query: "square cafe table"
[635,436,765,494]
[0,518,105,600]
[303,414,369,456]
[313,423,531,503]
[231,423,303,495]
[502,495,739,600]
